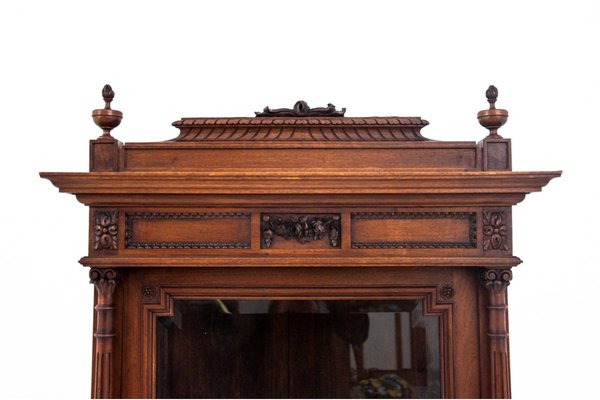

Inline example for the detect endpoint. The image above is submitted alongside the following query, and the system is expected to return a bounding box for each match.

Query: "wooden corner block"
[480,137,512,171]
[90,138,122,172]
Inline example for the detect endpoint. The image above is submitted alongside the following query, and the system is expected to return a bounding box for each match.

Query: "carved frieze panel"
[125,212,251,249]
[261,214,341,249]
[351,212,477,249]
[93,210,118,251]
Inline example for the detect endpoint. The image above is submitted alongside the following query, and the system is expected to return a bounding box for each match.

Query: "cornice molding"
[40,170,561,200]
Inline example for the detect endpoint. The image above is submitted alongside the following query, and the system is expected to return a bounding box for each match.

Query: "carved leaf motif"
[481,269,512,292]
[94,211,118,250]
[483,211,509,251]
[261,214,341,248]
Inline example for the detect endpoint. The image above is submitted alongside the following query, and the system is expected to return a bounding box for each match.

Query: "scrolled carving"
[94,211,118,250]
[89,268,119,299]
[255,100,346,117]
[481,269,512,292]
[483,211,509,251]
[261,214,341,248]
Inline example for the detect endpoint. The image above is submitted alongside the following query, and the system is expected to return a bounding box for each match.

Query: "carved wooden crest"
[255,100,346,117]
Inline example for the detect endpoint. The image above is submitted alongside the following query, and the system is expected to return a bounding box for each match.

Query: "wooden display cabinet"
[41,85,559,399]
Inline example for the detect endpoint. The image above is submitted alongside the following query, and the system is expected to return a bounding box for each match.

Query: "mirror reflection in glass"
[156,299,440,398]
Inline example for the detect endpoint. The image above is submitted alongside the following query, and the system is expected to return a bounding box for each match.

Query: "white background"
[0,1,598,398]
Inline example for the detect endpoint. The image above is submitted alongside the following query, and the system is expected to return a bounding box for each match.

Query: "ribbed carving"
[352,242,476,249]
[127,242,249,249]
[126,212,249,220]
[491,351,510,398]
[172,117,430,141]
[351,211,474,220]
[93,352,112,399]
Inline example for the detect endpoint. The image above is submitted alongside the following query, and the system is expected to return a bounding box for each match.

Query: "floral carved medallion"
[483,211,509,251]
[94,211,118,250]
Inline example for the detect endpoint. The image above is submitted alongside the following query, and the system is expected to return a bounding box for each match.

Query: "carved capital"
[261,214,341,248]
[481,269,512,293]
[89,268,119,303]
[94,210,118,250]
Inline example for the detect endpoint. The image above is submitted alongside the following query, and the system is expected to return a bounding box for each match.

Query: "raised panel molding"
[125,212,251,249]
[351,211,477,249]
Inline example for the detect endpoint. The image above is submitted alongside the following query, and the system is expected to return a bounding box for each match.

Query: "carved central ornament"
[261,214,341,248]
[255,100,346,117]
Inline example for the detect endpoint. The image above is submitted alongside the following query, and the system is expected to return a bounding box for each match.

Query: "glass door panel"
[156,299,440,398]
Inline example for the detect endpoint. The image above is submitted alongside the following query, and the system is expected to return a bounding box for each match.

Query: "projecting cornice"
[40,170,560,206]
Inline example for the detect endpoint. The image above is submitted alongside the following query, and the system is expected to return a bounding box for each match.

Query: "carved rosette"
[481,269,513,293]
[439,284,456,301]
[94,211,118,250]
[483,211,509,252]
[261,214,341,248]
[141,286,159,304]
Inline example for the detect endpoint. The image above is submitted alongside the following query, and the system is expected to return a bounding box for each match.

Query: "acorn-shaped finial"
[102,84,115,108]
[477,85,508,137]
[92,84,123,139]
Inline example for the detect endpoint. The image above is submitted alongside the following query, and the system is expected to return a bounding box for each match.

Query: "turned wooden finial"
[102,84,115,109]
[92,84,123,139]
[477,85,508,137]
